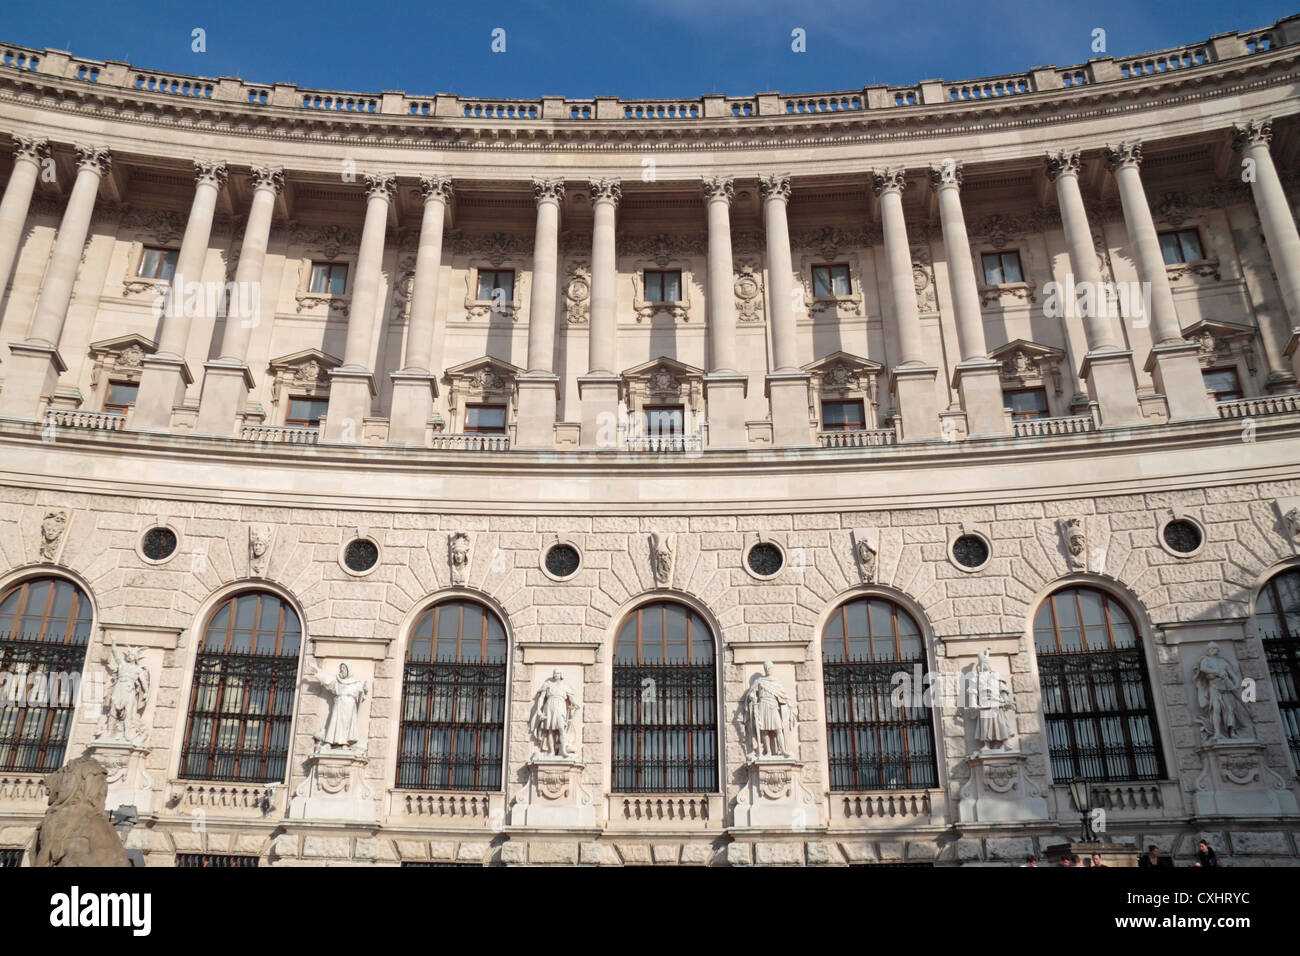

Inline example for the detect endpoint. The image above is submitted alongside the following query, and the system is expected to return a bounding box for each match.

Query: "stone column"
[701,175,747,447]
[132,160,227,431]
[194,165,283,435]
[1045,150,1143,426]
[518,176,566,448]
[0,145,110,421]
[324,172,395,442]
[1106,142,1213,421]
[1235,119,1300,389]
[929,162,1010,437]
[873,168,939,441]
[759,173,812,446]
[0,136,49,321]
[577,178,621,448]
[390,174,452,446]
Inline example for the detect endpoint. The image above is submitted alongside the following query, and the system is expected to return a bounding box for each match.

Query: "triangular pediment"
[801,350,883,375]
[88,333,157,357]
[444,355,525,380]
[267,348,342,372]
[1181,319,1255,343]
[621,356,705,379]
[988,339,1065,363]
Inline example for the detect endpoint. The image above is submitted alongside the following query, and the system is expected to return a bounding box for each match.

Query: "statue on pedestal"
[530,669,580,758]
[1193,642,1254,742]
[33,754,129,867]
[96,637,150,745]
[966,649,1014,752]
[309,661,369,753]
[742,661,795,759]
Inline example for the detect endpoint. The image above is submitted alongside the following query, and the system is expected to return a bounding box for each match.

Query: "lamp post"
[1068,777,1094,842]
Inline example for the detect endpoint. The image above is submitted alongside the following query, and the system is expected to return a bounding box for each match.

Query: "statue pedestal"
[508,755,596,828]
[957,750,1048,823]
[289,749,376,823]
[733,755,818,830]
[85,740,153,814]
[1193,739,1299,816]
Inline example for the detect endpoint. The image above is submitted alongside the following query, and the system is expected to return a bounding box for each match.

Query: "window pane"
[1159,232,1183,264]
[159,250,178,281]
[328,264,348,295]
[831,265,851,296]
[287,397,329,425]
[644,406,684,437]
[982,253,1003,286]
[1202,368,1240,400]
[812,266,832,298]
[309,264,331,293]
[466,405,507,432]
[105,382,139,409]
[1178,230,1203,263]
[1005,389,1048,420]
[999,252,1023,283]
[664,270,681,301]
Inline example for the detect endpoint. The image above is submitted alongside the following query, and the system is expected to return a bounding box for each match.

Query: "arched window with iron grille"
[1033,585,1165,782]
[179,591,302,783]
[1255,568,1300,771]
[0,577,93,773]
[822,596,937,790]
[396,599,507,791]
[612,601,718,793]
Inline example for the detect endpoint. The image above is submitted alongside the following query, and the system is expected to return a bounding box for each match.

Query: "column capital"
[193,159,228,190]
[533,177,566,204]
[1045,149,1082,182]
[419,173,454,204]
[588,177,621,206]
[249,164,285,195]
[12,135,49,165]
[758,173,792,202]
[1103,142,1143,171]
[1232,118,1273,152]
[927,161,963,190]
[871,167,908,196]
[701,175,735,204]
[363,172,397,202]
[73,144,112,177]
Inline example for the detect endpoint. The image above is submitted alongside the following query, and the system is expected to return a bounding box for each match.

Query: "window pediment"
[1182,319,1256,374]
[989,339,1065,395]
[444,356,523,431]
[266,349,342,421]
[87,334,158,392]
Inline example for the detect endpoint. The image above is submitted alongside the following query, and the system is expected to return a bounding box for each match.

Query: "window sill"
[295,291,350,312]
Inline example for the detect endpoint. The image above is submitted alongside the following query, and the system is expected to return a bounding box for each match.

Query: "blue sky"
[2,0,1295,99]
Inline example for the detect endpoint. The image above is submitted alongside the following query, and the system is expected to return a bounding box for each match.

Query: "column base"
[516,373,560,449]
[952,358,1011,438]
[1079,349,1143,426]
[764,371,814,447]
[194,360,255,437]
[323,366,377,443]
[0,342,65,422]
[703,372,748,449]
[131,353,193,432]
[577,374,620,449]
[1143,341,1216,422]
[889,364,941,441]
[388,370,439,446]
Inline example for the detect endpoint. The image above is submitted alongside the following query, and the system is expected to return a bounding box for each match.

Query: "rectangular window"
[138,247,179,281]
[981,251,1024,286]
[475,269,515,302]
[1202,367,1243,403]
[308,262,349,295]
[175,854,259,868]
[643,405,685,438]
[1004,388,1048,421]
[812,264,851,297]
[465,404,507,434]
[286,396,329,428]
[643,269,682,303]
[1158,229,1204,265]
[103,381,138,416]
[822,399,866,431]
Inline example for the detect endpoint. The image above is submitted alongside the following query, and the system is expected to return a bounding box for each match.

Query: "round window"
[343,538,379,573]
[747,542,784,577]
[952,533,991,570]
[1162,519,1203,556]
[544,543,581,579]
[141,526,178,562]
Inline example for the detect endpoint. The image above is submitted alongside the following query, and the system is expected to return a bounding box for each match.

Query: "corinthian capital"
[701,175,734,204]
[193,160,229,190]
[1232,119,1272,152]
[1045,149,1082,182]
[871,167,908,196]
[363,173,397,202]
[588,177,622,205]
[927,160,963,190]
[758,173,792,202]
[73,144,112,176]
[533,177,566,204]
[1103,142,1143,171]
[419,174,454,204]
[12,135,50,165]
[249,165,285,194]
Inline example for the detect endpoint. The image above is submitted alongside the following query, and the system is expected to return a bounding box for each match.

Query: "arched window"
[397,599,507,790]
[180,591,301,783]
[822,596,937,790]
[1033,586,1164,782]
[0,577,92,772]
[1255,568,1300,769]
[613,601,717,793]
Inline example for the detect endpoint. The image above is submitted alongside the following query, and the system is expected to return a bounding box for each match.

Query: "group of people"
[1020,841,1222,867]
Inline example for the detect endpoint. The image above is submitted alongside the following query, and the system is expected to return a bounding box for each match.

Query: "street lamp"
[1068,777,1094,842]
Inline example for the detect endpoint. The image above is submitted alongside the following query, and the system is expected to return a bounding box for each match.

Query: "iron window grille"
[1033,586,1165,782]
[1256,569,1300,770]
[175,853,259,867]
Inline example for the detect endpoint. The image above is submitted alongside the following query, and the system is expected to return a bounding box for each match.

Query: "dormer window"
[308,262,348,295]
[138,247,178,281]
[981,251,1023,286]
[643,269,682,303]
[812,264,851,297]
[1158,229,1204,265]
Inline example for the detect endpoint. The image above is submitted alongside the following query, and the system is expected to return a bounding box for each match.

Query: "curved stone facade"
[0,19,1299,866]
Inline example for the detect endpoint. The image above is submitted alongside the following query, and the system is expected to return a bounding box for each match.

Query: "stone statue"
[39,510,67,561]
[650,532,673,584]
[742,661,795,758]
[96,636,151,745]
[530,669,580,758]
[966,648,1014,751]
[1193,642,1254,742]
[33,754,129,867]
[310,661,369,753]
[248,523,273,577]
[449,531,471,585]
[1284,506,1300,542]
[1062,517,1086,569]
